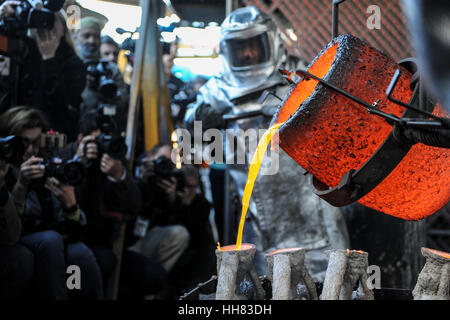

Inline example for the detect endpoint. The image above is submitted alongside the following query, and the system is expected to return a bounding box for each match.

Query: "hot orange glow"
[358,106,449,220]
[217,242,221,251]
[217,244,255,252]
[425,248,450,260]
[268,248,303,255]
[273,43,338,126]
[346,249,350,255]
[272,34,449,220]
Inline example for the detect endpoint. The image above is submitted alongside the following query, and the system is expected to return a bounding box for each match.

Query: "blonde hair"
[55,11,77,53]
[0,106,49,137]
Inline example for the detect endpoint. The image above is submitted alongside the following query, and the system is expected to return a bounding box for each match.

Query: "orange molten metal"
[217,243,255,252]
[424,248,450,260]
[272,34,449,220]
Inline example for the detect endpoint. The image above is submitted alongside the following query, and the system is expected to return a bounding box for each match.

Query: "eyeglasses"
[22,136,41,149]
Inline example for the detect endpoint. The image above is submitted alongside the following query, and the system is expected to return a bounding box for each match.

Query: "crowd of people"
[0,0,216,300]
[0,0,351,301]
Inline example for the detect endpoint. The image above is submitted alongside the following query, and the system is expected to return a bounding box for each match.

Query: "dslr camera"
[0,135,25,165]
[86,60,118,103]
[95,133,127,160]
[40,157,85,186]
[0,0,65,36]
[34,131,84,186]
[152,156,186,191]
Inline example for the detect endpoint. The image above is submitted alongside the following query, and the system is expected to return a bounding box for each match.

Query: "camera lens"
[99,78,118,98]
[63,161,85,186]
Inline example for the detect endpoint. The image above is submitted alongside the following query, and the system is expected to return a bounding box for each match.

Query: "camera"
[0,0,65,35]
[152,156,186,191]
[44,158,85,186]
[95,133,127,160]
[86,60,118,102]
[31,157,85,187]
[0,135,25,165]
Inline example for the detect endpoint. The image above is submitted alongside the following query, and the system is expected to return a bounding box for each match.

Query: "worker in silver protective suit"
[184,6,349,281]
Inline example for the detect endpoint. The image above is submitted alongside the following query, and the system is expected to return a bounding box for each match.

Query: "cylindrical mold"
[266,248,317,300]
[271,34,449,220]
[215,250,239,300]
[321,249,374,300]
[413,248,450,300]
[321,250,348,300]
[215,244,265,300]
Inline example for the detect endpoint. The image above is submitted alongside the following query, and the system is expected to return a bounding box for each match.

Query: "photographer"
[100,35,119,64]
[60,110,168,299]
[0,106,103,300]
[0,158,34,299]
[0,1,86,142]
[170,165,216,291]
[74,17,129,134]
[129,144,190,279]
[130,146,216,293]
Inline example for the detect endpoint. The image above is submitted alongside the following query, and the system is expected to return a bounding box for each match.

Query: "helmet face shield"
[224,33,271,68]
[218,6,286,91]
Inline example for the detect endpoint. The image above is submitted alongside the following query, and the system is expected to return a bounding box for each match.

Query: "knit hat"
[79,16,103,32]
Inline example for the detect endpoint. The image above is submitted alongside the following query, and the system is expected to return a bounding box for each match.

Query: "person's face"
[101,43,119,63]
[150,145,172,161]
[185,174,199,197]
[234,38,262,66]
[76,27,101,57]
[21,127,42,162]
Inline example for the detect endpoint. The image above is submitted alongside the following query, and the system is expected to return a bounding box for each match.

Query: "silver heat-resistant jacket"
[184,6,349,280]
[184,75,349,280]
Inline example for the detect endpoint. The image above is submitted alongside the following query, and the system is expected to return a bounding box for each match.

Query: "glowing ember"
[269,248,303,255]
[424,248,450,260]
[218,243,255,252]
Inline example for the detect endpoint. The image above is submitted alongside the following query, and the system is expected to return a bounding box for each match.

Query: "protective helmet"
[219,6,284,90]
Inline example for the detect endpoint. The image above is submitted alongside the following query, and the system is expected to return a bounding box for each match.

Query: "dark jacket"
[0,38,85,142]
[4,168,85,242]
[0,185,21,245]
[136,176,177,228]
[42,41,86,142]
[136,176,213,249]
[59,142,142,248]
[0,37,45,112]
[174,194,212,249]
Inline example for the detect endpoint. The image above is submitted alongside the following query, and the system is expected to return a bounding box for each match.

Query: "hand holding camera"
[44,176,76,209]
[140,158,155,183]
[76,135,98,164]
[156,176,177,205]
[0,1,20,20]
[18,156,45,187]
[177,187,192,206]
[100,153,124,181]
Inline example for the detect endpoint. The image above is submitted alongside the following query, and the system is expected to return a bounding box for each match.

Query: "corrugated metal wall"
[245,0,413,63]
